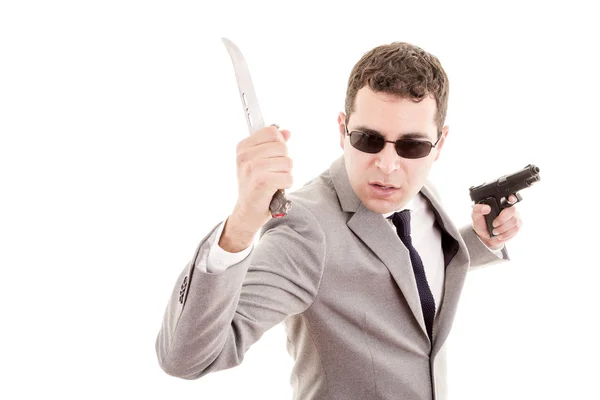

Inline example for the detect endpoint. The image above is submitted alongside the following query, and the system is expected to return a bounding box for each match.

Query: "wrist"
[482,238,504,251]
[218,212,258,253]
[474,227,504,251]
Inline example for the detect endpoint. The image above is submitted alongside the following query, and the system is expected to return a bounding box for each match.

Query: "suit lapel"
[419,185,469,356]
[330,156,470,353]
[347,202,428,337]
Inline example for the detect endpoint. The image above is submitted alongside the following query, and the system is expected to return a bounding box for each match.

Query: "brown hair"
[344,42,449,137]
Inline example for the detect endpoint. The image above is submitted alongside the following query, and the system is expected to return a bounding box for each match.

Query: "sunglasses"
[344,123,442,159]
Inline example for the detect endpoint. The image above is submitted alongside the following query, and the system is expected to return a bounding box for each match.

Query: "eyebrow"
[353,125,432,141]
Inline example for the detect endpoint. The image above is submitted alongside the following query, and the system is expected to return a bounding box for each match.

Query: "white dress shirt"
[195,192,503,315]
[380,193,447,312]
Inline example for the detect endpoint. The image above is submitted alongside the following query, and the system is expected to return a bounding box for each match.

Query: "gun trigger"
[503,193,523,206]
[515,193,523,202]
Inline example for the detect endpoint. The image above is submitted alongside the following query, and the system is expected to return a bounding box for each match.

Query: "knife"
[221,37,292,218]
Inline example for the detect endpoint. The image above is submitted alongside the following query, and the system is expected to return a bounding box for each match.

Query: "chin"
[353,181,405,214]
[362,196,402,214]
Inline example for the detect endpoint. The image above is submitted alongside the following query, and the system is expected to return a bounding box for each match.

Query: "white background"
[1,1,598,399]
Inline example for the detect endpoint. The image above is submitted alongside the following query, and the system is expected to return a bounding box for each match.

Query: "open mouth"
[370,183,399,196]
[370,182,399,189]
[372,184,395,189]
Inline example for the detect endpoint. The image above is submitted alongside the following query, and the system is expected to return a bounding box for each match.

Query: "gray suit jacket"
[156,155,510,400]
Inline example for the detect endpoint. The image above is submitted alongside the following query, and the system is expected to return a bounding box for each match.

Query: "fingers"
[240,141,289,162]
[472,195,521,245]
[473,204,491,222]
[257,156,293,173]
[270,170,294,190]
[492,222,520,241]
[475,194,519,220]
[492,202,518,228]
[236,125,291,166]
[279,129,291,142]
[492,214,521,235]
[475,204,490,214]
[491,206,522,242]
[242,125,289,149]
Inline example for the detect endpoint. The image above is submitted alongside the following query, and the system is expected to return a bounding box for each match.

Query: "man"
[155,41,522,400]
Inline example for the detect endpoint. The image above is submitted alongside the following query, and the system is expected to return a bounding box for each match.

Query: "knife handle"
[269,189,291,218]
[266,123,291,218]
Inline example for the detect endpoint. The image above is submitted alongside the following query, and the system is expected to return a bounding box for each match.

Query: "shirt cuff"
[477,234,505,255]
[203,219,254,274]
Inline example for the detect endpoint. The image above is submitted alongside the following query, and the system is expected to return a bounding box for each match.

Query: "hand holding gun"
[469,164,541,239]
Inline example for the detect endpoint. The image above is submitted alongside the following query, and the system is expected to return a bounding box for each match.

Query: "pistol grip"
[481,197,501,238]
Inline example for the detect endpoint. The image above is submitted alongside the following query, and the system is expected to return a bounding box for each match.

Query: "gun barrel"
[526,164,541,185]
[502,164,540,189]
[469,164,541,201]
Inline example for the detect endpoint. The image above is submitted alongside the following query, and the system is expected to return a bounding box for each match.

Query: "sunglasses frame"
[344,122,442,159]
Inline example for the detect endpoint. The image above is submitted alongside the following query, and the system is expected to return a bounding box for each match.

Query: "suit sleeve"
[155,200,327,379]
[476,235,505,258]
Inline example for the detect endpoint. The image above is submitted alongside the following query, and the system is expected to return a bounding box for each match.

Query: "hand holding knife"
[221,37,292,219]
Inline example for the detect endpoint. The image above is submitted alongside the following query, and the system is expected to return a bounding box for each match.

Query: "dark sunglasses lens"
[396,141,431,159]
[349,132,384,153]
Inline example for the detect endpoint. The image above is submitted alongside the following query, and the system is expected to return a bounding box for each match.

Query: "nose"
[375,142,400,174]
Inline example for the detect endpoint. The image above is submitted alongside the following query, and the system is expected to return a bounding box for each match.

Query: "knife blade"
[221,37,291,218]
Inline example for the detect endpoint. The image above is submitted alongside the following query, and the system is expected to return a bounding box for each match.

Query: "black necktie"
[388,210,436,341]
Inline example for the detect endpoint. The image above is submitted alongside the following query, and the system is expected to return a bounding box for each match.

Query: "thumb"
[280,129,291,142]
[472,204,490,222]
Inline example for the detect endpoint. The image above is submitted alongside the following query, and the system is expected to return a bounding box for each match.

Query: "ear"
[338,112,346,150]
[434,125,449,161]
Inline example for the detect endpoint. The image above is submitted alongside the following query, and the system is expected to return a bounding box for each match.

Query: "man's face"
[338,86,448,214]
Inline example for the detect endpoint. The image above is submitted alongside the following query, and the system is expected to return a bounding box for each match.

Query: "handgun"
[469,164,541,238]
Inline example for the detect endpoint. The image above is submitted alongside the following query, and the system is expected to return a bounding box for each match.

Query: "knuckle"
[236,138,248,153]
[255,174,267,188]
[271,142,285,156]
[253,157,267,173]
[270,127,283,142]
[279,142,289,155]
[242,160,254,177]
[236,149,248,164]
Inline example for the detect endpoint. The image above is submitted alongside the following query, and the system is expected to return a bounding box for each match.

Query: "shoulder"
[422,179,444,205]
[288,169,339,219]
[259,169,337,237]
